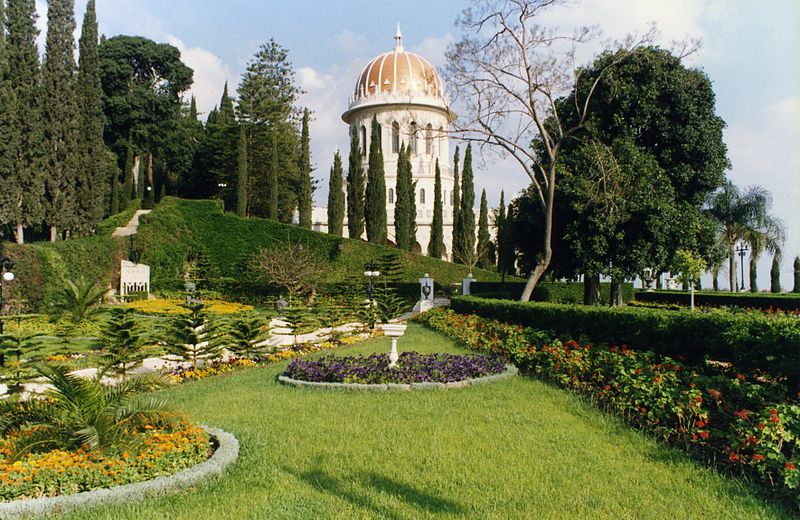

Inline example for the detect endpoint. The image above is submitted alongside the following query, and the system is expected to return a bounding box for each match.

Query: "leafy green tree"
[346,125,365,238]
[76,0,106,231]
[5,0,46,244]
[237,40,302,222]
[164,303,222,369]
[228,315,269,359]
[236,122,248,216]
[297,107,313,228]
[707,181,785,291]
[675,249,706,311]
[327,149,344,236]
[0,364,171,458]
[477,189,492,269]
[451,146,461,258]
[99,308,145,379]
[51,278,107,323]
[455,143,475,263]
[394,143,416,251]
[365,115,387,244]
[770,254,781,293]
[0,332,42,392]
[428,158,445,258]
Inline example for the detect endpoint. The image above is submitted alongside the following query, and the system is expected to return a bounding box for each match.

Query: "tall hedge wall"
[470,281,634,303]
[450,296,800,388]
[635,290,800,311]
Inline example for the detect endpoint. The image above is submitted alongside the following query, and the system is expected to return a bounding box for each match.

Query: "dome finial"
[394,23,403,52]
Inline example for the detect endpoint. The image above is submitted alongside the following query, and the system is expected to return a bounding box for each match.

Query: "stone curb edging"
[277,364,518,391]
[0,426,239,519]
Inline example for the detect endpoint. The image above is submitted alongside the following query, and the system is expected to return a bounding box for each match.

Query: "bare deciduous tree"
[252,240,324,302]
[445,0,654,300]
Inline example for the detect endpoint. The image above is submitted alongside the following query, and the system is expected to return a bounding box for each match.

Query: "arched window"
[409,122,418,155]
[450,190,454,206]
[360,125,367,156]
[425,124,433,154]
[392,122,400,154]
[419,188,426,204]
[388,188,394,204]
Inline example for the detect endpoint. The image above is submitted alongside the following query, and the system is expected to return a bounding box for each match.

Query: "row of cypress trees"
[0,0,111,243]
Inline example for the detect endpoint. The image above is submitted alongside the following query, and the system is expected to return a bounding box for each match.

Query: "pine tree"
[228,315,269,360]
[99,308,145,379]
[428,158,445,258]
[327,149,344,236]
[451,146,461,258]
[477,189,492,269]
[346,125,365,239]
[770,254,781,293]
[236,123,248,217]
[76,0,105,232]
[364,115,386,244]
[164,303,222,370]
[6,0,45,244]
[394,143,416,251]
[793,256,800,293]
[297,107,313,228]
[43,0,80,240]
[267,133,278,219]
[456,143,476,263]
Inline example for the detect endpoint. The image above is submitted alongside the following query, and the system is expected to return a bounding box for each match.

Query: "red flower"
[734,409,750,420]
[746,435,757,445]
[770,415,780,424]
[699,431,709,439]
[634,368,642,375]
[695,396,703,404]
[752,454,765,462]
[604,385,611,391]
[736,373,746,381]
[689,383,696,388]
[729,452,741,462]
[708,389,721,399]
[785,462,797,471]
[769,408,778,415]
[757,423,766,430]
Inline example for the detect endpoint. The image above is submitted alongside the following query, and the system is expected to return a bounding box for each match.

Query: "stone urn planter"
[380,323,407,367]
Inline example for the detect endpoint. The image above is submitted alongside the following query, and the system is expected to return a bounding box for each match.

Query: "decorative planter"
[380,323,407,367]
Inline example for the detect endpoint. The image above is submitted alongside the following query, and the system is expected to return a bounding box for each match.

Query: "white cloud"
[164,35,237,118]
[410,33,454,67]
[335,29,368,54]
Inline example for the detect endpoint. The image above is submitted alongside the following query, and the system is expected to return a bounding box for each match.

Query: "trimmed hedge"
[450,296,800,388]
[635,290,800,312]
[470,281,634,304]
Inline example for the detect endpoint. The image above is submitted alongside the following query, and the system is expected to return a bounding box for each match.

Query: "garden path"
[111,210,151,237]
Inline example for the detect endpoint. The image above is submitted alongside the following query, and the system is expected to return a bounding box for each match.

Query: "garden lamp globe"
[2,271,13,282]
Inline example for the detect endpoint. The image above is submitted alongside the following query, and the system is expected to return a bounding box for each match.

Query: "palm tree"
[0,364,171,459]
[706,182,785,291]
[50,278,108,323]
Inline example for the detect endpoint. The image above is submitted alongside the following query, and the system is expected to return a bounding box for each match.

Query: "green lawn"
[61,324,792,519]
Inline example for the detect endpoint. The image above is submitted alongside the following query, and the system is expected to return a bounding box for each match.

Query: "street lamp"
[363,263,380,301]
[735,243,749,291]
[0,254,15,367]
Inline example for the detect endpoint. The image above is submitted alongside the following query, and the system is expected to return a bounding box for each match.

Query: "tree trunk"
[728,245,737,292]
[656,273,662,289]
[520,164,556,301]
[610,278,624,307]
[712,267,719,291]
[583,272,600,305]
[50,226,57,242]
[15,223,24,245]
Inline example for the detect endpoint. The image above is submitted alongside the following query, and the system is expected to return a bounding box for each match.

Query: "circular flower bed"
[283,352,508,385]
[0,417,210,502]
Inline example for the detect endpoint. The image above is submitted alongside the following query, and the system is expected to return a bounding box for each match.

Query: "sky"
[42,0,799,287]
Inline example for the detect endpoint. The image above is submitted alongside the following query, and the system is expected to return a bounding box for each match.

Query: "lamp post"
[0,253,15,367]
[735,243,749,291]
[363,262,380,303]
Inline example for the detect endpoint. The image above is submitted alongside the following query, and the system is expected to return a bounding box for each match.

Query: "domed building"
[324,26,457,258]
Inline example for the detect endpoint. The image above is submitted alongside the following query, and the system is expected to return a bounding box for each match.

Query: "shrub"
[470,281,634,303]
[415,308,800,504]
[450,296,800,389]
[635,290,800,312]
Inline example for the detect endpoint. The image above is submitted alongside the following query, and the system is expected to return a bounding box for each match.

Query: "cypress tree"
[297,107,312,228]
[267,134,278,219]
[43,0,80,240]
[394,143,416,251]
[793,256,800,293]
[218,82,234,125]
[770,255,781,293]
[477,189,491,269]
[236,123,248,217]
[189,95,198,120]
[495,190,514,280]
[451,146,461,257]
[749,257,758,293]
[456,143,476,263]
[6,0,45,244]
[364,115,386,244]
[327,149,344,236]
[0,0,18,230]
[76,0,105,232]
[428,158,445,258]
[346,125,365,239]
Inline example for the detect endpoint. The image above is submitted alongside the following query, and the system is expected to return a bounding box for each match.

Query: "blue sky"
[52,0,800,286]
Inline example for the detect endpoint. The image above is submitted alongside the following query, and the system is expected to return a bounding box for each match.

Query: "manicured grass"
[59,324,792,519]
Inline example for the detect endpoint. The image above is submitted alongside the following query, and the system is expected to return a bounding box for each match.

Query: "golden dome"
[352,26,444,101]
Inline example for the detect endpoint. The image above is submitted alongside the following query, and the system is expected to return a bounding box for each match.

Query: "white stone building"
[312,26,458,258]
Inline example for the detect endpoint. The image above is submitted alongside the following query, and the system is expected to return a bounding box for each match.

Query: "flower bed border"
[0,426,239,519]
[277,364,518,391]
